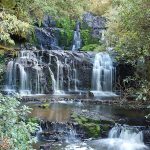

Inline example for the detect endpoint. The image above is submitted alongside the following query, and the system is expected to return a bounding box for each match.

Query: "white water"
[64,126,148,150]
[72,22,81,51]
[18,63,30,95]
[48,53,80,95]
[64,125,148,150]
[5,50,116,96]
[73,61,78,91]
[5,61,14,91]
[65,143,94,150]
[91,125,148,150]
[54,56,65,95]
[91,52,115,97]
[5,50,43,95]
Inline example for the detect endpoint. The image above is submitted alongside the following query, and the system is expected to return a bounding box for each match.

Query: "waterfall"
[55,56,65,95]
[5,50,43,95]
[48,66,57,92]
[91,52,115,96]
[5,50,116,96]
[72,22,81,51]
[91,125,148,150]
[47,52,80,94]
[65,58,71,91]
[18,64,29,95]
[5,61,14,91]
[73,61,78,91]
[109,125,144,142]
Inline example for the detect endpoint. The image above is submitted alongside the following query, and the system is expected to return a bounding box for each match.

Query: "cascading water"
[91,52,115,96]
[72,21,81,51]
[5,50,116,97]
[5,60,15,93]
[72,61,78,92]
[5,50,43,95]
[55,56,65,94]
[91,125,148,150]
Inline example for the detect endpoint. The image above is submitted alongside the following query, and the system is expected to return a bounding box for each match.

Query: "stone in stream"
[40,143,51,150]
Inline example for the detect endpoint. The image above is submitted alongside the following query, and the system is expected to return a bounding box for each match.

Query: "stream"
[26,100,150,150]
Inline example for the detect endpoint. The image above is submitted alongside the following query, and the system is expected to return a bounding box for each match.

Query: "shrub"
[0,94,37,149]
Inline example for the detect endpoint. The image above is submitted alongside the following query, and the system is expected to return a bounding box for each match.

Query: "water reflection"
[29,103,72,122]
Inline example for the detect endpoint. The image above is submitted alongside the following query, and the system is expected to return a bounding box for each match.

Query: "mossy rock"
[79,116,88,123]
[71,114,115,138]
[28,117,39,124]
[83,123,101,138]
[71,114,101,138]
[39,103,50,109]
[100,119,115,125]
[101,124,111,132]
[87,118,100,124]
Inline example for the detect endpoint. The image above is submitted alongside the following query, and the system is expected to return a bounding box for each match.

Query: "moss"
[87,118,100,124]
[39,103,50,109]
[83,123,101,138]
[72,114,114,138]
[59,29,73,50]
[72,115,101,138]
[79,116,88,123]
[100,119,115,125]
[101,124,110,132]
[55,17,76,30]
[27,117,39,124]
[81,44,106,52]
[81,29,99,46]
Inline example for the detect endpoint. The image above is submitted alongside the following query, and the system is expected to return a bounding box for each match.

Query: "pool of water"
[28,101,148,125]
[26,100,149,150]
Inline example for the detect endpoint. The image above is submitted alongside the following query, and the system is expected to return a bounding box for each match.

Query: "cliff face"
[32,13,106,50]
[4,50,117,95]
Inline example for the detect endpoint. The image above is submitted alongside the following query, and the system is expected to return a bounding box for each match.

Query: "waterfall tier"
[91,125,148,150]
[91,52,116,97]
[5,50,116,96]
[72,21,81,51]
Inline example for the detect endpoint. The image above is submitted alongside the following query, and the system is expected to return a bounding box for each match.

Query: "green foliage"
[0,0,112,46]
[136,81,150,101]
[84,123,101,138]
[105,0,150,62]
[81,29,99,46]
[0,94,38,149]
[81,44,106,52]
[88,0,112,15]
[72,114,101,138]
[39,103,50,109]
[122,76,150,101]
[0,12,30,45]
[0,55,5,85]
[56,17,76,30]
[59,29,73,49]
[57,18,75,49]
[105,0,150,101]
[80,29,101,51]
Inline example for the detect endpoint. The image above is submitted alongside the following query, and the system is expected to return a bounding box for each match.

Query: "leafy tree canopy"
[105,0,150,62]
[0,0,112,45]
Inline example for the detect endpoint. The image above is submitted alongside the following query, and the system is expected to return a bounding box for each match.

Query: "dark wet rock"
[37,120,88,142]
[127,118,148,126]
[118,118,128,125]
[86,91,94,98]
[83,12,106,39]
[71,113,114,138]
[34,27,61,50]
[40,143,51,150]
[143,129,150,146]
[42,15,56,27]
